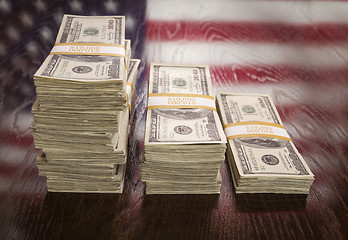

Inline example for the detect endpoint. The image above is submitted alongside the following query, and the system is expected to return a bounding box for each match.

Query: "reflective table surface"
[0,1,347,239]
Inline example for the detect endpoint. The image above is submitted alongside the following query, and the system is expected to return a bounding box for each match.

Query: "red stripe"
[279,104,347,127]
[0,160,39,178]
[147,20,348,43]
[0,129,34,149]
[0,176,46,204]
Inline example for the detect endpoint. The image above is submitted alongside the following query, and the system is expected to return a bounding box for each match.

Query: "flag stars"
[26,41,39,54]
[40,27,54,41]
[53,11,64,25]
[125,15,136,32]
[0,0,11,13]
[20,12,34,27]
[104,0,118,13]
[90,10,98,16]
[6,26,20,41]
[34,0,46,12]
[69,0,83,13]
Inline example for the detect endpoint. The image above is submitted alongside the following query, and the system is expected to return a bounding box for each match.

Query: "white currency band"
[50,43,126,57]
[224,123,291,141]
[147,95,216,111]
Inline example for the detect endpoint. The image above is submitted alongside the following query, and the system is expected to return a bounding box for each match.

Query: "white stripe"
[0,146,30,166]
[0,176,42,195]
[148,95,215,109]
[224,124,290,140]
[145,41,348,68]
[147,0,348,24]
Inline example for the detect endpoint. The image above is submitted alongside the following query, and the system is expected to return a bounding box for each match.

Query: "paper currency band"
[223,121,291,141]
[147,93,216,111]
[49,43,126,58]
[126,82,133,112]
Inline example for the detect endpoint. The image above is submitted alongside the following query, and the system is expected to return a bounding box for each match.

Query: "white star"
[90,10,98,16]
[6,26,20,41]
[125,15,136,32]
[69,0,83,13]
[20,12,33,27]
[40,26,53,41]
[26,41,38,54]
[104,0,118,13]
[34,0,46,12]
[0,0,11,13]
[53,11,63,25]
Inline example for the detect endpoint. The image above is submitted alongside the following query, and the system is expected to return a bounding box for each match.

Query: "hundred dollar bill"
[145,63,226,145]
[216,92,314,193]
[55,15,125,45]
[34,15,127,83]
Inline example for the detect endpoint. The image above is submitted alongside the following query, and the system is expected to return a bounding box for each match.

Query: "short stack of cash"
[31,15,140,193]
[216,92,315,194]
[142,63,227,194]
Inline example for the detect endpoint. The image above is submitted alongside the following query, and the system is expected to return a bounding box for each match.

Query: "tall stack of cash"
[216,92,315,194]
[142,63,227,194]
[31,15,140,193]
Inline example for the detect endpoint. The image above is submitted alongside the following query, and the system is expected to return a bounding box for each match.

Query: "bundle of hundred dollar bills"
[31,15,140,193]
[216,92,314,194]
[142,63,227,194]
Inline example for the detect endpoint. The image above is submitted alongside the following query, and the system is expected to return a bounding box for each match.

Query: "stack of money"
[216,92,315,194]
[31,15,140,193]
[142,63,227,194]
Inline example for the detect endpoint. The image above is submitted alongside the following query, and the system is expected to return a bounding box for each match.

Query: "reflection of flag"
[145,0,348,148]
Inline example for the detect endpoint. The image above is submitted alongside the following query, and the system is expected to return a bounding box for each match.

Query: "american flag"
[0,0,348,203]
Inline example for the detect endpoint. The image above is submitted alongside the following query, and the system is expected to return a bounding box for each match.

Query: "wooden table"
[0,1,347,239]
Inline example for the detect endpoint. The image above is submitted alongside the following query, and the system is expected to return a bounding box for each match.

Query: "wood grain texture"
[1,1,348,240]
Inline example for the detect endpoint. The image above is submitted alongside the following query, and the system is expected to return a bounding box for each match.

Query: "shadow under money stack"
[31,15,140,193]
[216,92,315,194]
[142,63,227,194]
